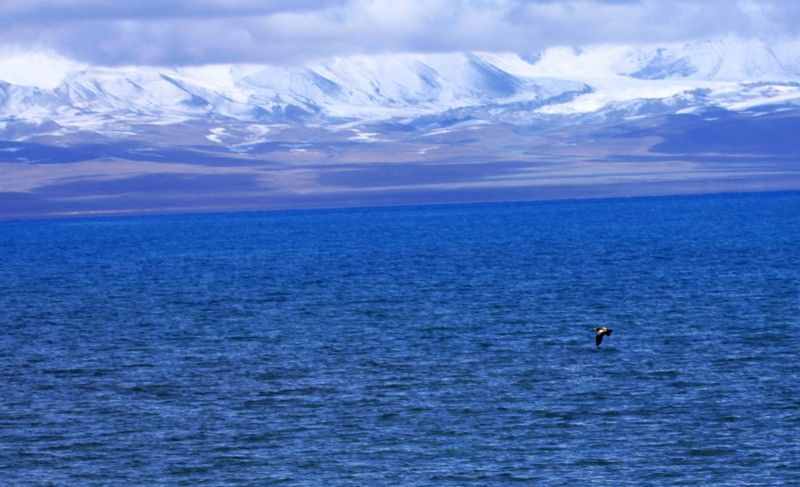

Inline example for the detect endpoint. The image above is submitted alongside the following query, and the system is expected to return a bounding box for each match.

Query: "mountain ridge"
[2,36,800,141]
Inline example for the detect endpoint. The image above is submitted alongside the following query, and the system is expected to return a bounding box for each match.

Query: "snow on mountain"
[526,36,800,82]
[188,53,587,120]
[0,51,83,90]
[0,51,591,132]
[521,36,800,116]
[1,37,799,139]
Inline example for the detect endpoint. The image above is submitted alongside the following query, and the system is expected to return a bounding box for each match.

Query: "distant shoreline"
[2,184,799,224]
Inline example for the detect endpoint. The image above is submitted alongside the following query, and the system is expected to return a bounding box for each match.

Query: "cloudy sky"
[1,0,798,65]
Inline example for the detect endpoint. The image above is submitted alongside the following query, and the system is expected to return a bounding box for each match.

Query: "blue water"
[1,193,799,485]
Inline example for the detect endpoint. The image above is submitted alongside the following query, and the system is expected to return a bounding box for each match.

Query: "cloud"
[0,0,343,21]
[0,0,798,66]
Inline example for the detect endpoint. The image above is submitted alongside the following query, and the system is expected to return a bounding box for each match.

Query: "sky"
[1,0,799,66]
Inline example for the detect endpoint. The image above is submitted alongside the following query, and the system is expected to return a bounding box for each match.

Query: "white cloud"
[0,0,798,66]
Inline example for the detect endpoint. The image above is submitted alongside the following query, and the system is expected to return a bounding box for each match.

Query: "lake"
[1,192,799,485]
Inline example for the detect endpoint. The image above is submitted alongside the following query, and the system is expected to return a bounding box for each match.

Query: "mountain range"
[2,36,800,217]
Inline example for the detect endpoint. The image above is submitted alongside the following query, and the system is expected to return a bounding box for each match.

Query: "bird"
[594,327,613,347]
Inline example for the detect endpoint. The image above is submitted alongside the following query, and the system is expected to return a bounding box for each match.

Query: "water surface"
[1,192,799,485]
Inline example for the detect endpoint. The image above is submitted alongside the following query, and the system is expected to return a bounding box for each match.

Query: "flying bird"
[594,327,613,347]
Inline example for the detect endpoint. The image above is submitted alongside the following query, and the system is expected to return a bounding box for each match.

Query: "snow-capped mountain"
[3,36,800,219]
[1,35,800,144]
[0,52,591,126]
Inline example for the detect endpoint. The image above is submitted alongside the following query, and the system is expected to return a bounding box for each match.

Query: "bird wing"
[595,334,604,346]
